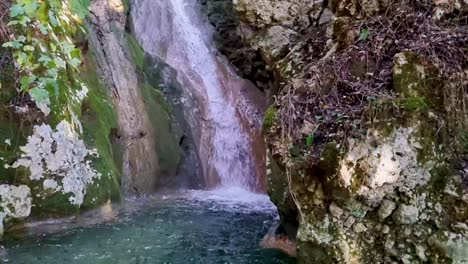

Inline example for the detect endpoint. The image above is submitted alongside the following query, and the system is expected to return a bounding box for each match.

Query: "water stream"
[132,0,265,190]
[5,191,294,263]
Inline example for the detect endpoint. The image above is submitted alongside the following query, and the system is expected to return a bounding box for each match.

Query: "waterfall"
[131,0,265,191]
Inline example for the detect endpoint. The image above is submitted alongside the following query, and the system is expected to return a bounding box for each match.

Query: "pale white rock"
[353,223,367,233]
[338,127,434,204]
[393,204,419,224]
[43,179,59,191]
[0,184,32,233]
[381,225,390,234]
[344,216,355,228]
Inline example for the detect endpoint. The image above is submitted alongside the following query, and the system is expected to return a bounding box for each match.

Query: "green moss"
[31,191,79,218]
[398,96,429,112]
[126,33,145,71]
[393,52,444,109]
[263,104,278,133]
[140,83,181,183]
[79,51,121,209]
[428,165,453,194]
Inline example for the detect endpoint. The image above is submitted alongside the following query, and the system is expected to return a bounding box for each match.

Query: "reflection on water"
[5,189,295,264]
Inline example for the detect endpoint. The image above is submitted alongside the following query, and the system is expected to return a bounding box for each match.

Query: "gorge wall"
[225,0,468,263]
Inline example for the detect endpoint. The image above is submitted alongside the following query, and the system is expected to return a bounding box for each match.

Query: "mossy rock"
[263,104,278,133]
[126,33,183,187]
[393,52,444,109]
[80,50,121,209]
[267,151,299,239]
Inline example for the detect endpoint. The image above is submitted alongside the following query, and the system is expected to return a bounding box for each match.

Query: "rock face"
[233,0,468,262]
[88,0,160,195]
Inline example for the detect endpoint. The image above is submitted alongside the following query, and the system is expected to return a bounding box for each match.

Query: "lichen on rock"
[10,121,101,206]
[0,184,32,234]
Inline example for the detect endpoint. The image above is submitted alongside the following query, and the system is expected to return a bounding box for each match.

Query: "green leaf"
[68,58,81,68]
[20,75,37,91]
[38,24,49,35]
[23,45,35,52]
[46,68,58,78]
[306,134,315,147]
[7,20,20,26]
[53,57,66,68]
[359,28,369,41]
[41,78,59,96]
[59,42,75,55]
[29,87,49,103]
[10,5,25,17]
[48,11,59,27]
[17,35,26,42]
[2,42,15,48]
[19,15,32,26]
[3,39,24,50]
[38,55,52,65]
[69,0,90,19]
[23,0,39,16]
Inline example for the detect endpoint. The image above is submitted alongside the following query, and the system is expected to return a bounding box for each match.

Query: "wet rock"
[260,233,297,257]
[392,204,419,225]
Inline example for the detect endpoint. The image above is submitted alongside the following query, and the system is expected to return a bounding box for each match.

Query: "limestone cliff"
[233,0,468,262]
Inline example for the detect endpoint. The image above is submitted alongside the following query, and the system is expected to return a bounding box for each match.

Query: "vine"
[2,0,89,115]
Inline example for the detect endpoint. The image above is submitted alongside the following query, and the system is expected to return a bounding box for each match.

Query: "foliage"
[2,0,88,115]
[399,96,429,112]
[263,105,278,133]
[306,134,314,147]
[358,28,369,41]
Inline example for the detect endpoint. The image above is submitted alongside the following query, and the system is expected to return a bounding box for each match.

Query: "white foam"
[179,187,277,213]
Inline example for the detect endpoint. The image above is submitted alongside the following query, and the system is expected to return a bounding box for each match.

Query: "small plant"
[359,28,369,41]
[262,105,278,133]
[306,134,315,147]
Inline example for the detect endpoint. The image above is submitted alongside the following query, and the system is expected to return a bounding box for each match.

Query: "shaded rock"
[254,26,300,63]
[260,233,297,257]
[429,231,468,263]
[329,202,343,218]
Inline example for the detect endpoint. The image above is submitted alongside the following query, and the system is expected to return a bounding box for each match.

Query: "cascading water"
[131,0,263,191]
